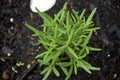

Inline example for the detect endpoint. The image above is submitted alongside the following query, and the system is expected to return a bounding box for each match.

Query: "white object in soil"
[30,0,56,13]
[10,18,14,22]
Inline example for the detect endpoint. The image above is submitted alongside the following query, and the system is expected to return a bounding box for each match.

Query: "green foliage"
[25,3,101,80]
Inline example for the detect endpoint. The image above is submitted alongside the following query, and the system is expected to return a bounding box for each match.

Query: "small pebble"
[31,60,36,64]
[2,46,13,56]
[113,74,117,78]
[107,54,110,57]
[10,26,14,30]
[10,18,14,22]
[7,53,11,56]
[27,64,31,69]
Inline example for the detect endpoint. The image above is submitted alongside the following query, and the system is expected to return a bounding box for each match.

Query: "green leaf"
[74,63,77,75]
[59,2,67,22]
[78,47,86,57]
[42,68,52,80]
[82,31,93,46]
[60,9,66,22]
[36,8,52,24]
[66,11,70,27]
[79,9,86,20]
[86,8,97,26]
[66,29,73,46]
[65,65,73,80]
[76,35,86,45]
[60,66,68,76]
[72,9,79,22]
[45,52,55,63]
[25,23,41,33]
[35,51,48,59]
[54,38,66,45]
[33,40,41,46]
[54,25,58,38]
[43,48,53,61]
[54,1,67,22]
[71,13,77,23]
[81,60,100,70]
[78,52,87,59]
[86,47,90,54]
[52,51,62,59]
[41,66,52,75]
[53,66,60,77]
[56,62,72,67]
[77,61,92,74]
[32,33,40,36]
[86,27,100,31]
[57,27,66,34]
[88,46,102,51]
[66,47,78,59]
[40,40,54,47]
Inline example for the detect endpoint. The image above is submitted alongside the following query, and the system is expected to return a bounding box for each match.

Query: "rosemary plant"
[25,3,101,80]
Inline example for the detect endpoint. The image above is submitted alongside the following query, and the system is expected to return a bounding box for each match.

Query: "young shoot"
[25,3,101,80]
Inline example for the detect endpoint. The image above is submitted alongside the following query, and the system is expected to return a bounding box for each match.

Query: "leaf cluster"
[25,3,101,80]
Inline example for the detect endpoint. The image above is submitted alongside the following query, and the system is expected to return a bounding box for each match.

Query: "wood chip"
[2,71,9,80]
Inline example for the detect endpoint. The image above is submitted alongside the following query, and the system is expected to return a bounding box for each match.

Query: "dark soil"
[0,0,120,80]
